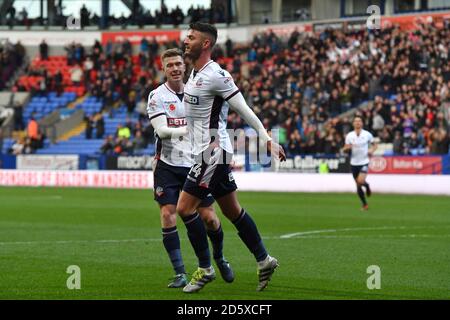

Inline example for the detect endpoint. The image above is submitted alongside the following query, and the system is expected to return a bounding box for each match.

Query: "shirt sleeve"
[345,133,352,145]
[227,92,272,144]
[146,90,165,121]
[151,114,187,139]
[211,68,240,101]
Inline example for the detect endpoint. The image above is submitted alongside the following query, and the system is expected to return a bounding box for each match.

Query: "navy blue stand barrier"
[78,154,105,170]
[442,155,450,174]
[0,154,16,169]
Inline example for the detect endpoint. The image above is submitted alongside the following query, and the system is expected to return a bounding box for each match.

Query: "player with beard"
[147,48,234,288]
[176,22,286,293]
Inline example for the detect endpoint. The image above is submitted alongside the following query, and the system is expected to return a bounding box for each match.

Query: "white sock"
[200,266,214,274]
[257,255,271,268]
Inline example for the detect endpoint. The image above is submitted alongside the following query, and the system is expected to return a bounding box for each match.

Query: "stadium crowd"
[224,22,450,156]
[5,20,450,156]
[98,118,154,156]
[3,3,227,29]
[0,40,26,91]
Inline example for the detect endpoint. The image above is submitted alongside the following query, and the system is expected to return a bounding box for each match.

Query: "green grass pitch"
[0,186,449,299]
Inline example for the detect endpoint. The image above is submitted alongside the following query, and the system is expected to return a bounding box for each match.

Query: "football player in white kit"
[343,116,378,211]
[176,22,286,293]
[147,48,234,289]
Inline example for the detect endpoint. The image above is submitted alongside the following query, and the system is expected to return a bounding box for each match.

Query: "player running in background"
[147,48,234,288]
[343,116,378,211]
[177,22,286,293]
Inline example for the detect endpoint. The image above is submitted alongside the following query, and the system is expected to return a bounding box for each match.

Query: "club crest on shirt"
[169,104,176,111]
[224,77,234,87]
[196,77,203,87]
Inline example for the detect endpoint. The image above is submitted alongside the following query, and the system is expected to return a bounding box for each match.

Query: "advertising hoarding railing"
[1,169,450,195]
[2,154,450,174]
[369,156,444,174]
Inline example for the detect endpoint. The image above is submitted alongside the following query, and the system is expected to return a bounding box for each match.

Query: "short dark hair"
[189,22,218,48]
[161,48,183,64]
[353,115,363,122]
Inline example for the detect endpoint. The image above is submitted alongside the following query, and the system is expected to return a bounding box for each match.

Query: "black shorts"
[183,147,238,200]
[153,160,214,207]
[351,164,369,180]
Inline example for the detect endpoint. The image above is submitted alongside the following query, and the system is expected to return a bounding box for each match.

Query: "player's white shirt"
[345,129,374,166]
[147,83,193,167]
[183,60,239,156]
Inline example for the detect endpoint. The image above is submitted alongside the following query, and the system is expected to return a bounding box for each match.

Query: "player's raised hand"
[268,141,286,162]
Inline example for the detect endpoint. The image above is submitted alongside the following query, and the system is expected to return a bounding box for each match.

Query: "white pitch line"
[279,226,441,239]
[0,238,159,246]
[283,234,450,239]
[0,226,447,246]
[0,195,64,200]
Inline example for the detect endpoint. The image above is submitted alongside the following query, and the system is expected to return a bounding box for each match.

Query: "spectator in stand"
[31,132,45,150]
[39,40,48,61]
[83,56,94,86]
[65,42,76,66]
[0,128,3,154]
[142,122,155,145]
[95,112,105,139]
[80,4,90,29]
[70,64,83,86]
[85,115,94,139]
[74,44,85,64]
[18,7,29,27]
[117,124,131,140]
[6,5,16,28]
[13,102,24,131]
[392,131,404,154]
[135,96,148,121]
[10,138,24,155]
[14,41,26,66]
[53,70,64,96]
[404,131,425,155]
[429,128,450,154]
[133,130,147,153]
[1,40,26,90]
[103,90,115,111]
[100,135,115,155]
[116,137,133,155]
[126,94,136,115]
[27,116,39,140]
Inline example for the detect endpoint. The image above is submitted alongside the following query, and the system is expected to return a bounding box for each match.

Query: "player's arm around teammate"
[148,49,234,288]
[177,23,285,293]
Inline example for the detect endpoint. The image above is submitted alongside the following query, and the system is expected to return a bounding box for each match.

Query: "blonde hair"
[160,48,183,65]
